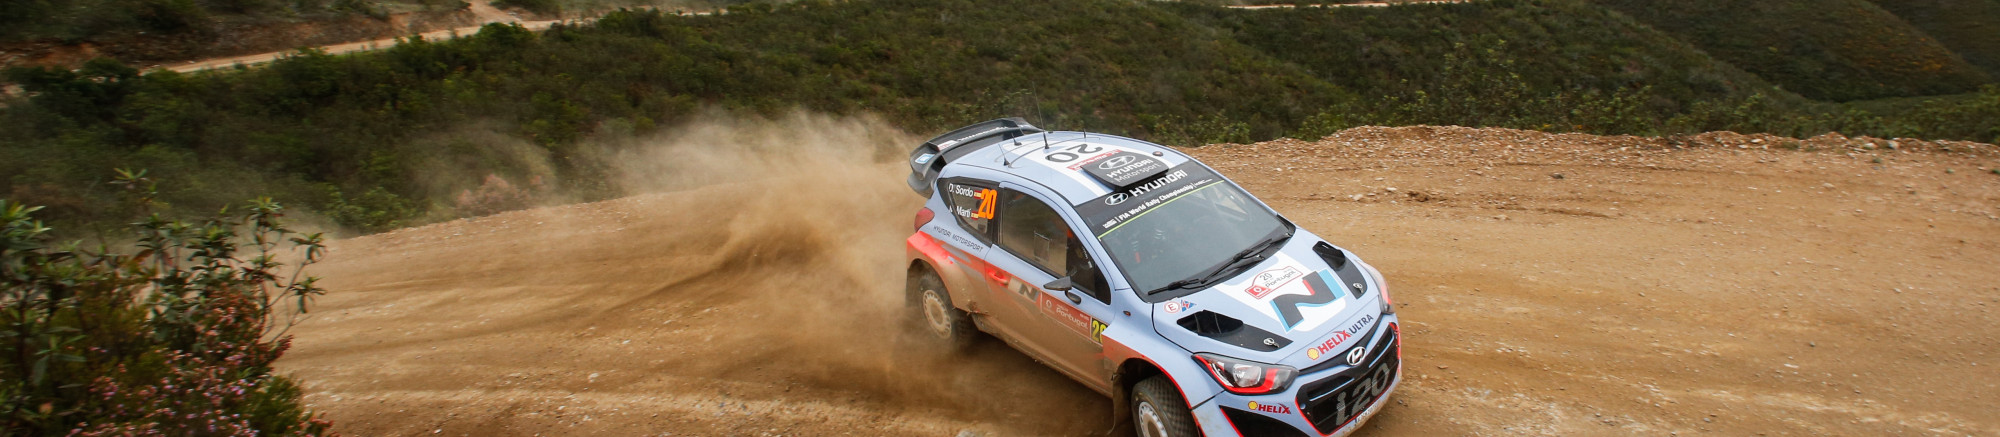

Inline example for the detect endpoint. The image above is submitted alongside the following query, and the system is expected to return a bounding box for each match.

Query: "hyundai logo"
[1105,192,1129,205]
[1345,346,1368,366]
[1099,155,1137,170]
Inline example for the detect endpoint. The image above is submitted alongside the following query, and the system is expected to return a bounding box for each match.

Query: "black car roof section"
[929,117,1044,164]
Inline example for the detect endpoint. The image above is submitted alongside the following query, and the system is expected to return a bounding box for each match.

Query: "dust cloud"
[283,112,1109,436]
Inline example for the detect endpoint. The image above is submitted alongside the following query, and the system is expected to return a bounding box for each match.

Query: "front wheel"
[908,269,974,350]
[1132,375,1198,437]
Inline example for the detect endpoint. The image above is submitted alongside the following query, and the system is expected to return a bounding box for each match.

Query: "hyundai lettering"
[903,119,1404,437]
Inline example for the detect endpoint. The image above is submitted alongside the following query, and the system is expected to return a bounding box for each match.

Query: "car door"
[986,183,1118,390]
[935,177,1045,344]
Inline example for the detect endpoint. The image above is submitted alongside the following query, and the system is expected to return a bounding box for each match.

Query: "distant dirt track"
[280,123,2000,436]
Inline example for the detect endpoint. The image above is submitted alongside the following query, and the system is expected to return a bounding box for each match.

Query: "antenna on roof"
[1004,137,1024,167]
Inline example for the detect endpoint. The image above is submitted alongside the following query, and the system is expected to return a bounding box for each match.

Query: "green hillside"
[1169,0,1789,133]
[1864,0,2000,78]
[2,0,1993,235]
[1591,0,1991,101]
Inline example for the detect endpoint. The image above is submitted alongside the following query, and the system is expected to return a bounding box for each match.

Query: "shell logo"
[1248,401,1291,414]
[1306,348,1321,360]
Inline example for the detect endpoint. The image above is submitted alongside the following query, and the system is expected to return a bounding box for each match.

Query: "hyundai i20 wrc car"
[902,118,1403,437]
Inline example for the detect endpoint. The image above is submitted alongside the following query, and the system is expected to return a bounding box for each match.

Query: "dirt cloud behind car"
[281,113,1109,436]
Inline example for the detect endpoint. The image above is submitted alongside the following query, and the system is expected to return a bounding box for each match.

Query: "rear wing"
[906,118,1043,197]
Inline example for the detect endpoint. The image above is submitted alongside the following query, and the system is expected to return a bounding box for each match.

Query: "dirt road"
[279,119,2000,436]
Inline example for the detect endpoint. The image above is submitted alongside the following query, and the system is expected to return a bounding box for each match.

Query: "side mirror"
[1043,276,1074,292]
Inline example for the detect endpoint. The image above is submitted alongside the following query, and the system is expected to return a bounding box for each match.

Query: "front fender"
[1104,328,1220,433]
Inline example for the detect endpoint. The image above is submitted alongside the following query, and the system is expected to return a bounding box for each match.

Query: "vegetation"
[0,0,430,43]
[1863,0,2000,78]
[0,173,332,435]
[1,0,1996,237]
[1587,0,1991,102]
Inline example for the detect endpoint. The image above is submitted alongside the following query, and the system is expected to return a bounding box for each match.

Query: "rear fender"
[906,232,977,309]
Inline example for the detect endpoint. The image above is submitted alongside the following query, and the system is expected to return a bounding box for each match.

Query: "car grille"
[1295,328,1399,434]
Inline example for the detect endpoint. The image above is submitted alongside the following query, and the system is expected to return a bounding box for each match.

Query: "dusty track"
[280,122,2000,436]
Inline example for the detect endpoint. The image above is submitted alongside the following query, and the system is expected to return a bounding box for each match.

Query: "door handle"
[1066,291,1083,304]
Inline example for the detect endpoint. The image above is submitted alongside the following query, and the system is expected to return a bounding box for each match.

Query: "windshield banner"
[1074,162,1224,236]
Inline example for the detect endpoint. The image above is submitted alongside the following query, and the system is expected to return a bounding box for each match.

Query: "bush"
[0,171,334,436]
[491,0,560,15]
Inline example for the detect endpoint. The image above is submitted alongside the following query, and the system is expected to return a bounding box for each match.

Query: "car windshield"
[1096,182,1288,297]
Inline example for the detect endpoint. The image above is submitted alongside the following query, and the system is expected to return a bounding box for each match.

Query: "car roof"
[949,131,1197,206]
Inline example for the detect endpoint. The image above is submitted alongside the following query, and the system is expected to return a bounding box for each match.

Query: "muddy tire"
[1132,375,1197,437]
[908,269,975,351]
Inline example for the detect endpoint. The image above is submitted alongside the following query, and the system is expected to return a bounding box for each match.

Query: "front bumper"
[1191,321,1403,437]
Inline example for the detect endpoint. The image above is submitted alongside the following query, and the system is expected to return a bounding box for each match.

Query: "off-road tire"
[1132,375,1198,437]
[909,269,975,350]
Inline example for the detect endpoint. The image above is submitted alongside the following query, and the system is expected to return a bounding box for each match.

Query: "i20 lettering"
[1328,362,1395,425]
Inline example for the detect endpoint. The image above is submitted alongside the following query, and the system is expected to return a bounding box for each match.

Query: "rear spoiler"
[906,118,1044,197]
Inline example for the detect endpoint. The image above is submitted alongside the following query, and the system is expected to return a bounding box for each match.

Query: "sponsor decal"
[1304,314,1377,361]
[1081,151,1169,190]
[1243,267,1304,299]
[1273,271,1341,329]
[1038,293,1101,341]
[1074,162,1226,236]
[930,227,979,250]
[1099,154,1138,170]
[1217,255,1349,332]
[913,153,936,165]
[1091,172,1210,232]
[1162,299,1195,314]
[1247,401,1291,415]
[1066,150,1118,170]
[1009,277,1036,301]
[947,184,998,220]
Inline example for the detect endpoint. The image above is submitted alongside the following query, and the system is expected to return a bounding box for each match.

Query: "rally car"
[902,118,1402,437]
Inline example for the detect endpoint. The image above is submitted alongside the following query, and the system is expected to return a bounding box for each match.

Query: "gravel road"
[279,122,2000,436]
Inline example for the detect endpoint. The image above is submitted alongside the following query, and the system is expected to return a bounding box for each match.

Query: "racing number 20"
[1044,143,1104,163]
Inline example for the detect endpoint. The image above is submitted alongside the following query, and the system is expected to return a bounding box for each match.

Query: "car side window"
[997,189,1069,276]
[1066,232,1112,303]
[997,189,1111,303]
[940,179,998,242]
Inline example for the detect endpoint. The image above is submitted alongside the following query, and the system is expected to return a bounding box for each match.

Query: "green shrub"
[491,0,560,15]
[1590,0,1992,101]
[0,171,333,435]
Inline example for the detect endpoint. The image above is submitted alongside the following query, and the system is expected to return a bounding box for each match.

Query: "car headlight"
[1360,261,1393,315]
[1194,353,1297,395]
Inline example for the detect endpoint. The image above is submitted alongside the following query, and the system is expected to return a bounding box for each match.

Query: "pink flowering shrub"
[1,170,335,436]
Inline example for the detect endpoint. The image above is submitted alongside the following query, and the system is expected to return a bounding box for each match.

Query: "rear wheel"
[908,269,974,350]
[1132,375,1198,437]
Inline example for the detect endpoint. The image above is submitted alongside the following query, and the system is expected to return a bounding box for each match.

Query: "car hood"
[1150,231,1387,367]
